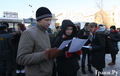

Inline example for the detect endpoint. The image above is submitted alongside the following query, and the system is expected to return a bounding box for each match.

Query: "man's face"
[110,28,114,33]
[85,26,89,31]
[17,26,20,30]
[89,26,96,33]
[38,17,52,30]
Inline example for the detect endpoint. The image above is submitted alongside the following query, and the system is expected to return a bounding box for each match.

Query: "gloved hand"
[65,51,72,58]
[48,48,62,59]
[76,50,82,55]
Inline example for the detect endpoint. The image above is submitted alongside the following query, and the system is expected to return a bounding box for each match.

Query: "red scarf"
[93,27,100,34]
[112,30,118,33]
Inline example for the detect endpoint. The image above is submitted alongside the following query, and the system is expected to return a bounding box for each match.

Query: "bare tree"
[95,0,111,28]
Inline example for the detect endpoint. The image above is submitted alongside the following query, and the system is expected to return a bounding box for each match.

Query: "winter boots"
[16,73,25,76]
[81,67,86,74]
[108,62,116,65]
[88,66,93,74]
[81,66,93,74]
[0,73,12,76]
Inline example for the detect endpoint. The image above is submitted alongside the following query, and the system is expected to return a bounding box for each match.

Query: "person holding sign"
[54,19,82,76]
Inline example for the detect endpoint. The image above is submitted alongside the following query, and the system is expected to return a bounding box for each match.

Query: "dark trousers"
[52,61,56,76]
[0,60,13,76]
[58,72,77,76]
[81,53,92,67]
[111,54,116,63]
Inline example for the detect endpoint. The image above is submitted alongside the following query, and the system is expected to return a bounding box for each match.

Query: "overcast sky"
[0,0,120,18]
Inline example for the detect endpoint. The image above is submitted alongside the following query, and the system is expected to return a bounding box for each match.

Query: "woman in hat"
[108,26,120,65]
[12,23,26,76]
[54,19,82,76]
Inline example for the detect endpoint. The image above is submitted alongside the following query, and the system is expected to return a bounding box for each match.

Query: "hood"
[60,19,77,37]
[95,26,109,35]
[111,30,118,33]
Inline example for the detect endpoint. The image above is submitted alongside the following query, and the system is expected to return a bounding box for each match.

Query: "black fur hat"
[36,7,52,21]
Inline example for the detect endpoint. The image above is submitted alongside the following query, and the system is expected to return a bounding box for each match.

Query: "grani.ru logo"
[95,70,118,76]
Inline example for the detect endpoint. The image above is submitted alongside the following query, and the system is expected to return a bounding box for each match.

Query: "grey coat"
[16,23,53,76]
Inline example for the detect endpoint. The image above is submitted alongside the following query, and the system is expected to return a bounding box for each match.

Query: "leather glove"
[65,51,72,58]
[76,50,82,55]
[48,48,62,59]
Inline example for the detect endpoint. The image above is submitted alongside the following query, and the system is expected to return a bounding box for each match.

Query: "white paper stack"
[58,37,88,52]
[68,38,88,52]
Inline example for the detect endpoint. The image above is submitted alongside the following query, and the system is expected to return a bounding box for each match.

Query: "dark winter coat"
[12,31,21,59]
[91,27,108,69]
[12,31,25,70]
[0,31,13,60]
[76,28,92,54]
[54,20,79,75]
[107,30,120,54]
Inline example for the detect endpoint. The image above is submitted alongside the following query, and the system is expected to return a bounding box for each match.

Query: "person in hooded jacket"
[107,26,120,65]
[12,22,26,76]
[76,22,93,74]
[88,23,108,76]
[0,25,13,76]
[54,19,82,76]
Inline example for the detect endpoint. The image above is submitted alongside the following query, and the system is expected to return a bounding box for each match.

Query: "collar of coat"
[93,27,100,34]
[112,30,118,33]
[35,23,46,32]
[0,30,9,34]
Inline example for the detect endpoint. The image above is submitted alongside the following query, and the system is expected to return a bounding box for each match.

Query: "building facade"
[56,6,120,29]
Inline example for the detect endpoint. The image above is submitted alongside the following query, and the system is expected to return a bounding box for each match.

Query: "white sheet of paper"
[82,46,90,48]
[58,40,72,50]
[68,38,88,52]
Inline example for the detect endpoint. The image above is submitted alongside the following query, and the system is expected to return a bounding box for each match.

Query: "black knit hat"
[0,25,7,30]
[110,26,116,30]
[36,7,52,21]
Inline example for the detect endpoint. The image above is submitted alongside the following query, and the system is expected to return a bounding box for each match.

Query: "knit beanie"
[110,26,116,30]
[36,7,52,21]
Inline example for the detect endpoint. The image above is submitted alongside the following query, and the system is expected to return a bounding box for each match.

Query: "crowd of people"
[0,22,26,76]
[0,6,120,76]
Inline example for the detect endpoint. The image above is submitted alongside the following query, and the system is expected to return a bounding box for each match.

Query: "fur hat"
[36,7,52,21]
[110,26,116,30]
[0,25,7,30]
